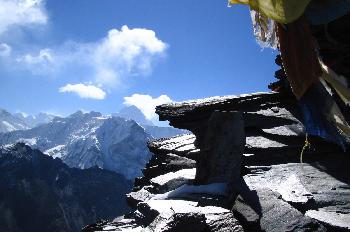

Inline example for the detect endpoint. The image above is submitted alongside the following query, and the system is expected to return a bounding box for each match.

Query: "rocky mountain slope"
[0,109,55,133]
[84,92,350,231]
[0,143,132,232]
[0,111,153,180]
[115,106,189,139]
[0,109,30,133]
[114,106,154,126]
[14,112,56,128]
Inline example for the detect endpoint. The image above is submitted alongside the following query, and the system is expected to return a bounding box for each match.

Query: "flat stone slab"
[233,188,326,231]
[246,136,288,149]
[244,163,350,210]
[306,209,350,230]
[138,199,244,232]
[150,168,196,193]
[156,92,280,120]
[143,153,196,179]
[148,134,197,158]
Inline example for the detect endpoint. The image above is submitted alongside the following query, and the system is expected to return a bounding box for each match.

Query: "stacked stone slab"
[83,92,349,232]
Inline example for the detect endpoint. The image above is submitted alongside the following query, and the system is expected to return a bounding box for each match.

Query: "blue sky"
[0,0,277,122]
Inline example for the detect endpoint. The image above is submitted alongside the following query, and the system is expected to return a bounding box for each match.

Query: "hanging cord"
[300,133,311,165]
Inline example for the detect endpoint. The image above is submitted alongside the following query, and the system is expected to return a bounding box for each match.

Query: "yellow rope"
[300,133,311,165]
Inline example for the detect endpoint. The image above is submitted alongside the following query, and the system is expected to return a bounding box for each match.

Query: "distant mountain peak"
[115,105,154,126]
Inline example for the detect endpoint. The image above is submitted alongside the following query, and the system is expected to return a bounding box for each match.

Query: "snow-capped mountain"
[114,105,154,126]
[0,111,153,179]
[115,106,189,139]
[0,109,29,133]
[14,112,56,128]
[0,109,56,133]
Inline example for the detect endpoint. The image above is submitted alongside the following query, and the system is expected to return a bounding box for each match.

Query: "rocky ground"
[83,92,350,232]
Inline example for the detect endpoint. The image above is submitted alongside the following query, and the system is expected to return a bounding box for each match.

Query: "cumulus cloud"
[0,0,47,35]
[59,83,106,100]
[0,43,11,57]
[18,25,167,87]
[123,94,172,121]
[93,25,167,86]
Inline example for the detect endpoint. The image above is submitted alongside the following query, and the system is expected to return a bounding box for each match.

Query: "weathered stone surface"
[82,218,143,232]
[145,213,208,232]
[195,111,245,186]
[139,200,243,232]
[126,186,154,209]
[84,92,350,232]
[143,153,196,179]
[148,134,197,158]
[243,162,350,213]
[235,160,350,231]
[305,209,350,231]
[150,168,196,193]
[233,189,326,232]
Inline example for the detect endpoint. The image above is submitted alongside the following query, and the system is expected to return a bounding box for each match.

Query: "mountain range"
[0,109,55,133]
[0,106,188,180]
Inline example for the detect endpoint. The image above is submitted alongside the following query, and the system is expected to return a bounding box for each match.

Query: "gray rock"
[306,209,350,231]
[195,111,245,187]
[150,168,196,193]
[139,199,243,232]
[126,186,154,209]
[232,188,326,231]
[143,153,196,180]
[146,213,208,232]
[148,134,197,158]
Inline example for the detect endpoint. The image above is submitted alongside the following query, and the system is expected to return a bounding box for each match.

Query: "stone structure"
[84,92,350,232]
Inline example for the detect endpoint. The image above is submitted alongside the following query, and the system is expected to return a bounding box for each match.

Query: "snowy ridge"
[0,108,55,133]
[0,111,153,179]
[0,109,29,133]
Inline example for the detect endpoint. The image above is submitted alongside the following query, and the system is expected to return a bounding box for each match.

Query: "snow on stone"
[44,145,65,159]
[175,143,196,152]
[17,138,37,146]
[150,168,196,186]
[145,199,231,220]
[102,225,117,230]
[164,92,273,107]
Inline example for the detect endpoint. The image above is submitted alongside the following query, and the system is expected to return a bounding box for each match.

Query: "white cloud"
[0,0,47,35]
[16,48,56,75]
[0,43,11,57]
[59,83,106,100]
[17,25,167,87]
[123,94,172,121]
[93,25,167,86]
[21,48,53,64]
